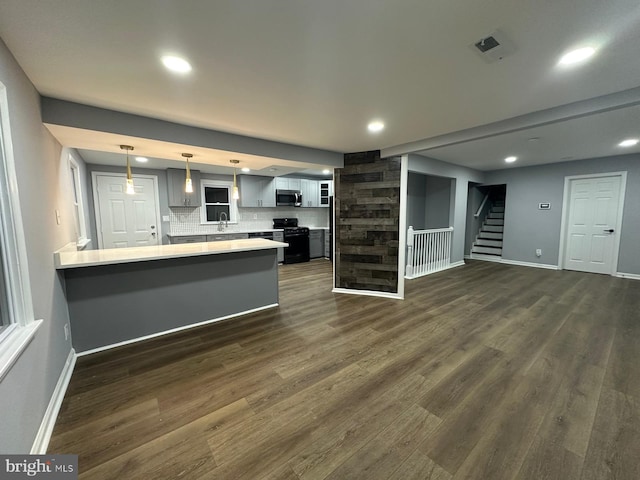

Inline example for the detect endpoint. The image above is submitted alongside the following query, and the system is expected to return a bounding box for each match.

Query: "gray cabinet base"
[64,249,279,353]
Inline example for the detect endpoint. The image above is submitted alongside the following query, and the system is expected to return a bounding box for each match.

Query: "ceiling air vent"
[471,29,515,63]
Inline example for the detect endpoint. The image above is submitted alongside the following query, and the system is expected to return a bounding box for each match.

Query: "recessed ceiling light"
[241,167,251,172]
[504,156,517,163]
[161,55,192,73]
[558,47,596,66]
[135,156,148,163]
[367,121,385,133]
[322,169,330,175]
[618,138,639,147]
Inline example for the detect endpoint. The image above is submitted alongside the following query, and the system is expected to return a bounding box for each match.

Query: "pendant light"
[120,145,135,195]
[182,153,193,193]
[230,159,240,200]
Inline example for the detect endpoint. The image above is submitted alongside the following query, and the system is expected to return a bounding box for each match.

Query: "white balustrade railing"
[406,226,453,279]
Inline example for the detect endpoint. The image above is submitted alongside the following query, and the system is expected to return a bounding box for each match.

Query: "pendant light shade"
[182,153,193,193]
[120,145,135,195]
[230,159,240,200]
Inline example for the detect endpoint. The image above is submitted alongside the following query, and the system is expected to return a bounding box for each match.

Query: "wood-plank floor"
[48,260,640,479]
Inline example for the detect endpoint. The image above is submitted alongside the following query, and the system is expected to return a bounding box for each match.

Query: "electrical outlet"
[535,249,542,257]
[64,323,69,341]
[55,209,61,225]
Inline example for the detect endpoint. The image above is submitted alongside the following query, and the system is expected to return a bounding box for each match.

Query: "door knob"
[603,228,614,233]
[151,232,156,237]
[151,225,156,229]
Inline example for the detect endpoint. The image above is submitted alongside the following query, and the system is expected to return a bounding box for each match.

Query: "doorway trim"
[558,171,627,275]
[91,171,162,249]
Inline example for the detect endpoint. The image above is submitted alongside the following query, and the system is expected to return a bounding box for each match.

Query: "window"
[0,81,40,380]
[68,154,88,247]
[200,180,237,223]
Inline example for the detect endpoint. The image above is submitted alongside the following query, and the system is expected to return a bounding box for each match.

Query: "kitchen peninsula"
[55,238,287,354]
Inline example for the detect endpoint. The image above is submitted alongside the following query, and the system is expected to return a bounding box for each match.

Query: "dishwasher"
[248,231,284,263]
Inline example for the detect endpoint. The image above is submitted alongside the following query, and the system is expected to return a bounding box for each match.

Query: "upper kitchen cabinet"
[275,177,301,191]
[300,179,319,207]
[167,168,201,207]
[319,180,333,208]
[238,175,275,208]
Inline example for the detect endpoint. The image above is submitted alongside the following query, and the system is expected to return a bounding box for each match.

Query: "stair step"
[475,238,503,247]
[485,218,504,226]
[491,206,505,213]
[488,212,504,219]
[478,231,503,240]
[482,225,504,233]
[472,245,503,255]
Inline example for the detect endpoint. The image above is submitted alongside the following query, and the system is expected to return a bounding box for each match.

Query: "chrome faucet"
[218,212,228,231]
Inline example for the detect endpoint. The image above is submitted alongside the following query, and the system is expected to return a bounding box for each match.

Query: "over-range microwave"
[276,189,302,207]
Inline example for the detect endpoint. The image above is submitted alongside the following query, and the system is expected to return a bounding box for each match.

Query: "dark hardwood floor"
[48,259,640,479]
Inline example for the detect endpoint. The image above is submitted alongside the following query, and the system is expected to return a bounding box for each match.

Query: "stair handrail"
[474,194,489,218]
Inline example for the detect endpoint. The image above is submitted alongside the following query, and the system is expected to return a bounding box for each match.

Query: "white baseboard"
[615,272,640,280]
[332,287,403,300]
[405,260,466,279]
[500,259,560,270]
[31,348,76,454]
[470,254,559,270]
[77,303,279,356]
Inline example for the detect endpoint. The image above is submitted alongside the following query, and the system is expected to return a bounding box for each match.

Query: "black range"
[273,218,310,264]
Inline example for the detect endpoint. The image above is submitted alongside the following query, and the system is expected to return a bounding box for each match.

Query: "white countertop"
[55,238,289,269]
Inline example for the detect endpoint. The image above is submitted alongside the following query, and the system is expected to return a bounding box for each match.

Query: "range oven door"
[283,232,310,264]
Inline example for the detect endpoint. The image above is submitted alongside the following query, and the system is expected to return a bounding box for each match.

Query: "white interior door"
[94,174,160,248]
[563,175,623,274]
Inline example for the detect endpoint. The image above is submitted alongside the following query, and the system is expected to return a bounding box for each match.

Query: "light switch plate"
[162,215,170,222]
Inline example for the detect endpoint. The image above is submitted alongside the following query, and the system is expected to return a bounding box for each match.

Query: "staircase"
[471,200,504,257]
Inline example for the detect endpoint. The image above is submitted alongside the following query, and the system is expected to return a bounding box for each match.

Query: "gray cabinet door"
[319,180,333,208]
[170,235,206,244]
[273,231,284,263]
[309,230,323,258]
[239,175,275,207]
[206,233,249,241]
[301,179,320,207]
[167,168,201,207]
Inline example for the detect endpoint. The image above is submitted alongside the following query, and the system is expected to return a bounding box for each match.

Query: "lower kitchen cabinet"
[273,231,285,263]
[324,231,330,258]
[309,229,323,259]
[169,235,206,244]
[207,233,249,241]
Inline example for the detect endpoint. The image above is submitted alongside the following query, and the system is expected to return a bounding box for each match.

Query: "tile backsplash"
[169,207,329,234]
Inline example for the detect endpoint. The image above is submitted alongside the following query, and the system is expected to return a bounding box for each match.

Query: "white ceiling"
[1,0,640,171]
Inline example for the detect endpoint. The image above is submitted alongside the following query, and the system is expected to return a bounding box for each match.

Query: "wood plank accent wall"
[335,151,401,293]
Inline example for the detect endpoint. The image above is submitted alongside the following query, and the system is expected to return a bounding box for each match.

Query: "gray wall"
[484,153,640,274]
[408,154,485,263]
[407,172,427,230]
[424,175,452,229]
[407,173,453,230]
[0,38,74,452]
[41,97,344,168]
